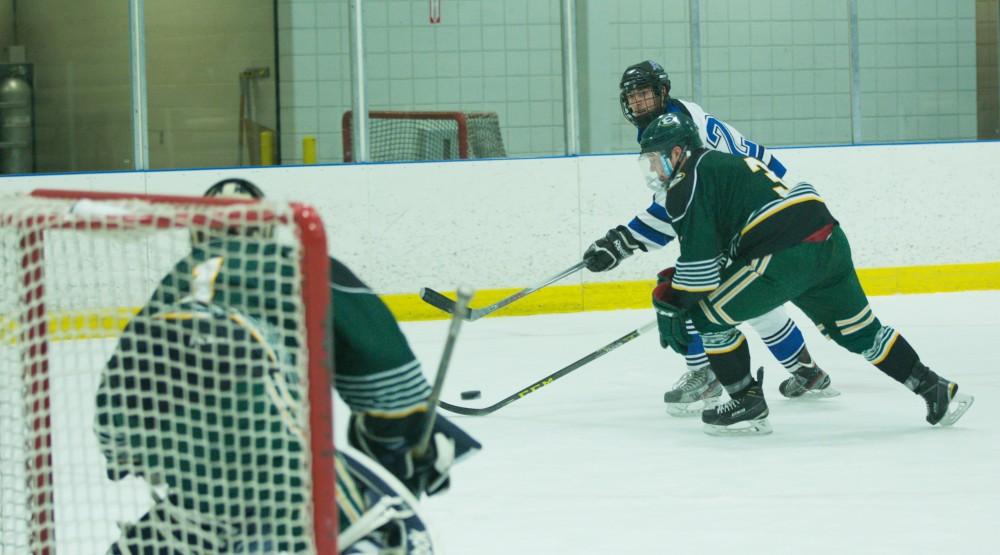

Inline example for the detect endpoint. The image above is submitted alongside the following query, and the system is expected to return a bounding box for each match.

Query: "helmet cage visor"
[620,82,665,127]
[638,151,673,192]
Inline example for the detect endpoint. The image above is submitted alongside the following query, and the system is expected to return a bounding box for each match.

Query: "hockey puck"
[460,390,482,400]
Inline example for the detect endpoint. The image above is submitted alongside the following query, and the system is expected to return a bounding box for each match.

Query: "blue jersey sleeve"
[625,195,676,250]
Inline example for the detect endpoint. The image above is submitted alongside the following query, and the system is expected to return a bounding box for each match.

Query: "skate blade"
[790,386,841,400]
[938,392,974,427]
[703,418,773,436]
[665,397,720,417]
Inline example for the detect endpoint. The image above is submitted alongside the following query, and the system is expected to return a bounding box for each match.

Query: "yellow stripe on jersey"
[871,328,901,365]
[671,282,719,293]
[335,455,366,525]
[154,311,210,321]
[740,195,824,237]
[841,311,877,336]
[698,299,722,326]
[708,266,762,325]
[364,404,429,420]
[750,255,772,275]
[836,305,873,328]
[704,334,746,355]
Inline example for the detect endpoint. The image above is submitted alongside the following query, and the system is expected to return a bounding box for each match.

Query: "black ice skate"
[907,363,974,426]
[663,366,723,417]
[779,362,840,399]
[702,368,772,436]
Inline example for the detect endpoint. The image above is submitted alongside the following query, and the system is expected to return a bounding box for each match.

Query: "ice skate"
[663,366,723,416]
[779,364,840,399]
[908,363,974,427]
[702,368,772,436]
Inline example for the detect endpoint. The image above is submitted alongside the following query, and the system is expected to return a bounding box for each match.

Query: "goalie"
[94,179,479,554]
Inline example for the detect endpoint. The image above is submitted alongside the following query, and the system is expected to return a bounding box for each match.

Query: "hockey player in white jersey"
[582,60,837,415]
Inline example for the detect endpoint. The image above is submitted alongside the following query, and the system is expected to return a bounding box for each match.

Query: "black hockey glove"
[652,273,691,355]
[348,410,481,497]
[583,225,646,272]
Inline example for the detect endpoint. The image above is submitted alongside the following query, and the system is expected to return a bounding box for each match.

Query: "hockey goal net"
[342,110,507,162]
[0,190,335,554]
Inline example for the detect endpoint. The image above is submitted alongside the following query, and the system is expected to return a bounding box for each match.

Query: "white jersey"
[625,99,788,250]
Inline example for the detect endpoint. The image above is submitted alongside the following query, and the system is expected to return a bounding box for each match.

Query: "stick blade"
[419,287,458,312]
[438,400,494,416]
[419,287,480,321]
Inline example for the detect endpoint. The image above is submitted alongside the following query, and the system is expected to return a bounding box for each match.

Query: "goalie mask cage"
[0,190,336,554]
[342,110,507,162]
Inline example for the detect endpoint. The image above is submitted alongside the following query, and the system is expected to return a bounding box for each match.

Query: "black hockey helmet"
[640,112,702,155]
[620,60,672,128]
[637,112,702,189]
[195,178,271,242]
[203,178,265,200]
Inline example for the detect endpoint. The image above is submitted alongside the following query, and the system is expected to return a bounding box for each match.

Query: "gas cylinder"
[0,74,33,174]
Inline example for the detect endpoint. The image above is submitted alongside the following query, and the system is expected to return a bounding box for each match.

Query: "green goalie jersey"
[665,149,837,296]
[94,236,431,545]
[94,237,310,546]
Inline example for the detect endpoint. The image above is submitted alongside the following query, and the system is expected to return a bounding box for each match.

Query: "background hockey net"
[342,110,507,162]
[0,190,335,554]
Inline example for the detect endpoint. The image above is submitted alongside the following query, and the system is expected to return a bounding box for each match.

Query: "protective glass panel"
[857,0,977,142]
[1,1,132,173]
[145,0,278,169]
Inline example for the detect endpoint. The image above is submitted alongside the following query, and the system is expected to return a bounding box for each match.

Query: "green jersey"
[665,149,836,299]
[329,256,432,416]
[95,237,309,548]
[95,237,432,480]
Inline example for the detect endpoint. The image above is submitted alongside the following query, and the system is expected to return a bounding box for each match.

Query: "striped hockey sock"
[759,318,807,370]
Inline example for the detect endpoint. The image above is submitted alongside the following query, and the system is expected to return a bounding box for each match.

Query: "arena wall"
[2,140,998,320]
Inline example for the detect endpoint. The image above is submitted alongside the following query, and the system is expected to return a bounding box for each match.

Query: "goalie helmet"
[204,177,265,200]
[620,60,672,128]
[195,178,272,242]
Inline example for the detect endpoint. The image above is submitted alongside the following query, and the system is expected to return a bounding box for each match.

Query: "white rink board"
[1,141,999,296]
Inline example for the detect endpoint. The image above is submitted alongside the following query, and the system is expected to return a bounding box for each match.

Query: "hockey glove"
[348,410,481,497]
[652,279,691,355]
[583,225,646,272]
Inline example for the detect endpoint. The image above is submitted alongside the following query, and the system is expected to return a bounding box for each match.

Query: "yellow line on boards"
[1,262,996,342]
[383,261,1000,321]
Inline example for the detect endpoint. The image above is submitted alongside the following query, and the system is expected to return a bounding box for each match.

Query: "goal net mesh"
[0,193,333,554]
[342,111,506,162]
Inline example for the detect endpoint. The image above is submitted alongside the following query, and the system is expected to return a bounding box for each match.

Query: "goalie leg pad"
[110,493,241,554]
[337,445,439,554]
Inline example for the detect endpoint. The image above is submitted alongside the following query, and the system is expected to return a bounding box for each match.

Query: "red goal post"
[342,110,506,162]
[0,190,336,554]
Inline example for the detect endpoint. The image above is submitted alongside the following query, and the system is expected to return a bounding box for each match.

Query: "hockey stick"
[419,261,586,321]
[413,286,474,458]
[439,319,658,416]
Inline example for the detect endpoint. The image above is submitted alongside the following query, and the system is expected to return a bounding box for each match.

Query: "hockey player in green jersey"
[584,60,835,416]
[95,179,479,553]
[638,112,974,435]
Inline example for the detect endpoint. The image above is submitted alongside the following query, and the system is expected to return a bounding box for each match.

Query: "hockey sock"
[702,328,752,391]
[866,328,920,384]
[758,317,807,370]
[684,320,709,370]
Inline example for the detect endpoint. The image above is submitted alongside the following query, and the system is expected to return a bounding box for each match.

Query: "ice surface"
[385,291,1000,554]
[14,291,997,553]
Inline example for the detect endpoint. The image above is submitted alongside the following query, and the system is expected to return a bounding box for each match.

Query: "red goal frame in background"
[341,110,470,162]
